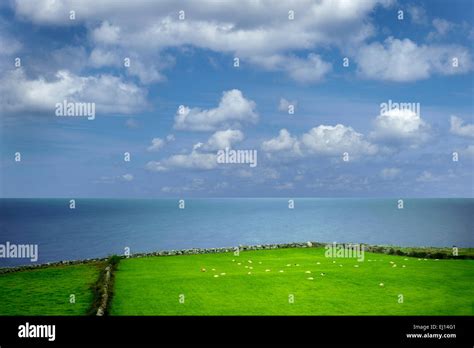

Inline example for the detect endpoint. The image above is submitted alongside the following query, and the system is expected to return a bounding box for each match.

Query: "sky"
[0,0,473,198]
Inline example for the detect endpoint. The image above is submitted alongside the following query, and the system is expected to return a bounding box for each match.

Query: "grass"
[0,247,472,316]
[0,263,102,315]
[109,247,474,315]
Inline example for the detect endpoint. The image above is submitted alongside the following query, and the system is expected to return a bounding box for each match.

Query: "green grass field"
[0,247,472,316]
[110,247,474,315]
[0,263,102,315]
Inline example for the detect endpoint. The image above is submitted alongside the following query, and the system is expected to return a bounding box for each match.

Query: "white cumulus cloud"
[0,69,147,115]
[278,98,297,113]
[146,151,217,171]
[121,173,134,181]
[262,129,301,155]
[147,138,165,152]
[174,89,258,131]
[371,108,430,145]
[91,21,121,44]
[12,0,394,82]
[450,115,474,138]
[205,129,244,150]
[262,124,377,158]
[356,37,472,81]
[301,124,377,156]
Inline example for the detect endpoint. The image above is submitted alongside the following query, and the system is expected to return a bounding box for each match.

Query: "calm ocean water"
[0,198,472,266]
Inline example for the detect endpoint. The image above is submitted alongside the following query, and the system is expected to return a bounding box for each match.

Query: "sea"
[0,198,472,266]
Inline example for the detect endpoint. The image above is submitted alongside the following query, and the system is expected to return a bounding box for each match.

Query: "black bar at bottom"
[0,316,472,346]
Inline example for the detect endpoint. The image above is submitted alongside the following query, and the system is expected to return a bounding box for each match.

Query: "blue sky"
[0,0,473,198]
